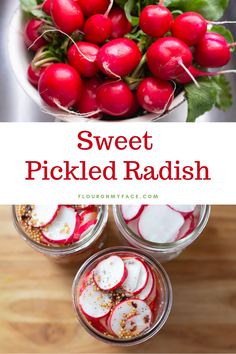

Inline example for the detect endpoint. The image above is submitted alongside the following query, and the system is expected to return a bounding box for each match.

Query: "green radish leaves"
[20,0,50,19]
[210,25,235,52]
[185,76,232,122]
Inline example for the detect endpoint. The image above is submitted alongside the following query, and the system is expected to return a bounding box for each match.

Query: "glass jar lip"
[113,205,211,252]
[12,205,109,256]
[72,246,173,346]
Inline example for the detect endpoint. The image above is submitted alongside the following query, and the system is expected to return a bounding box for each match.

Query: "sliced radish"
[176,214,195,240]
[79,284,112,319]
[109,299,152,337]
[168,205,196,216]
[93,255,127,291]
[42,206,77,244]
[121,205,144,222]
[138,205,185,243]
[136,266,154,301]
[28,205,59,227]
[146,282,157,305]
[122,257,148,294]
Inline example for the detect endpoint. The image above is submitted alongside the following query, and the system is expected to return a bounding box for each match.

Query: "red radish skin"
[139,5,173,38]
[122,257,148,295]
[147,37,193,80]
[51,0,84,34]
[84,15,112,44]
[97,38,142,78]
[136,266,154,301]
[108,7,132,39]
[67,42,99,78]
[38,63,83,108]
[119,95,140,118]
[77,78,102,118]
[24,19,47,51]
[80,284,112,319]
[77,0,110,17]
[42,0,51,15]
[176,214,195,240]
[27,64,47,87]
[168,205,196,216]
[172,12,207,46]
[96,81,134,116]
[28,205,59,228]
[137,77,174,113]
[121,205,144,222]
[195,32,231,68]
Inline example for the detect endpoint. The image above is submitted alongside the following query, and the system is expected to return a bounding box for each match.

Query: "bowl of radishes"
[72,246,172,345]
[113,205,211,262]
[8,0,234,122]
[13,204,108,261]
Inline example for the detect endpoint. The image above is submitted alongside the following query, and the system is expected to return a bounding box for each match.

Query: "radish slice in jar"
[138,205,184,243]
[136,266,154,301]
[121,205,144,222]
[77,209,98,238]
[122,258,148,294]
[79,284,112,319]
[176,214,195,240]
[168,205,196,215]
[28,205,59,227]
[42,206,77,244]
[109,299,152,337]
[93,255,127,291]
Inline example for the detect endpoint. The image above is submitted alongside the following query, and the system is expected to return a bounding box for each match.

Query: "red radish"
[77,78,102,118]
[42,0,51,15]
[119,95,140,118]
[108,7,132,39]
[168,205,196,215]
[67,42,99,78]
[24,19,47,51]
[172,12,207,46]
[122,258,148,294]
[51,0,84,34]
[76,219,97,239]
[97,38,142,78]
[139,5,173,38]
[109,299,152,337]
[75,209,98,239]
[42,206,77,244]
[121,205,144,222]
[93,255,127,291]
[136,266,154,301]
[27,64,47,87]
[84,15,112,44]
[147,37,193,80]
[176,214,195,240]
[138,205,185,243]
[195,32,232,68]
[77,0,110,17]
[96,81,134,116]
[79,284,112,319]
[28,205,59,227]
[38,63,83,108]
[137,77,174,113]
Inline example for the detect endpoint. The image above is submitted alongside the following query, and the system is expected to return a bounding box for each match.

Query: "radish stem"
[178,60,200,88]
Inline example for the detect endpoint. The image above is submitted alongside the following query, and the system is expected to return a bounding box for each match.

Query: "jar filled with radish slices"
[72,246,172,346]
[113,205,211,262]
[13,205,108,262]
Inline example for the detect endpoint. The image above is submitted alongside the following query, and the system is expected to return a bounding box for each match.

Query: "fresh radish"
[108,7,132,39]
[119,95,140,118]
[27,64,48,87]
[51,0,84,34]
[147,37,193,80]
[84,15,112,44]
[137,77,174,113]
[77,77,102,118]
[195,32,232,68]
[176,214,195,240]
[97,38,142,78]
[77,0,110,17]
[38,63,83,108]
[28,205,59,227]
[96,81,134,116]
[42,0,51,15]
[172,12,207,46]
[79,284,112,319]
[24,19,47,51]
[122,258,148,294]
[136,266,154,301]
[121,205,144,222]
[93,255,127,291]
[67,42,99,78]
[42,206,77,244]
[109,299,152,337]
[168,205,196,215]
[139,5,173,38]
[138,205,185,243]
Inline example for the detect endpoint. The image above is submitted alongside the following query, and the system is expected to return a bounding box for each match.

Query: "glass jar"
[72,246,172,346]
[12,205,108,263]
[113,205,211,262]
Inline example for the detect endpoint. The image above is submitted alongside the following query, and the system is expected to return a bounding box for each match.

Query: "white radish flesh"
[79,284,112,319]
[93,255,127,291]
[169,205,196,214]
[122,258,148,294]
[138,205,184,243]
[28,205,59,227]
[121,205,144,222]
[136,266,154,300]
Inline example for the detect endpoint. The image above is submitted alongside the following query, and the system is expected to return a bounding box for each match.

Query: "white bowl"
[8,7,186,122]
